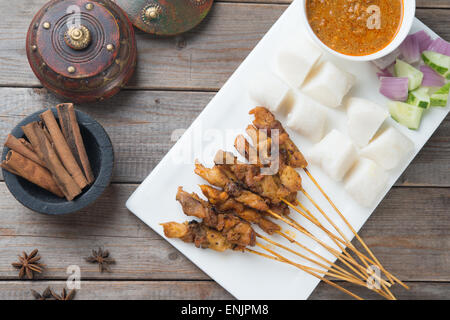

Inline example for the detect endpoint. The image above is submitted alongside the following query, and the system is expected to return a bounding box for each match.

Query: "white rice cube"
[301,61,355,108]
[360,127,414,170]
[286,91,328,142]
[308,130,358,181]
[248,72,293,114]
[345,158,389,207]
[276,41,322,88]
[347,97,389,148]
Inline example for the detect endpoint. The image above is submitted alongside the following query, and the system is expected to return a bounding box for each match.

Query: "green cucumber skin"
[407,89,430,109]
[422,52,450,78]
[388,101,423,130]
[395,59,424,91]
[418,101,429,109]
[430,83,450,106]
[430,95,448,107]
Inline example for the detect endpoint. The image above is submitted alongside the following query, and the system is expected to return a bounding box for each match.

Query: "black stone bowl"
[1,108,114,215]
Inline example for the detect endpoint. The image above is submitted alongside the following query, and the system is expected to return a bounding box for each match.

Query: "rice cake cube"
[347,97,389,148]
[301,61,355,108]
[360,126,414,170]
[344,158,389,207]
[286,91,328,142]
[248,72,293,114]
[276,41,322,88]
[308,130,358,181]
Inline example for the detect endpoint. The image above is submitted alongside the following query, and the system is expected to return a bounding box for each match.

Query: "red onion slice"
[411,30,432,52]
[379,77,409,101]
[427,38,450,56]
[400,34,421,64]
[372,48,401,70]
[377,68,393,79]
[420,65,446,87]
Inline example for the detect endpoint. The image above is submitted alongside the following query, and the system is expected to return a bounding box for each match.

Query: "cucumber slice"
[422,51,450,79]
[394,59,424,91]
[388,101,424,130]
[407,87,431,109]
[430,83,450,107]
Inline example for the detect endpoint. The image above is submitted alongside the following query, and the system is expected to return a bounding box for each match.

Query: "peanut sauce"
[306,0,403,56]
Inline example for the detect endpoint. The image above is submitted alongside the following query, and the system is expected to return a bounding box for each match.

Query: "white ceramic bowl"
[300,0,416,61]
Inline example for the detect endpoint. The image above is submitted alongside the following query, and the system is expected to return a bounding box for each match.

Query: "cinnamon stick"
[1,150,64,198]
[40,109,88,189]
[18,138,34,151]
[22,121,82,201]
[57,103,94,184]
[4,134,46,167]
[39,121,53,145]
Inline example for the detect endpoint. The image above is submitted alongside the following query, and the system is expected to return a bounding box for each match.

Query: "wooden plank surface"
[0,2,448,90]
[0,183,448,282]
[0,0,448,300]
[0,280,448,300]
[220,1,450,9]
[0,88,448,186]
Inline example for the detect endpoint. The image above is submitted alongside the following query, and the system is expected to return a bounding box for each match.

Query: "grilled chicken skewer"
[178,185,394,295]
[161,220,364,300]
[241,107,398,296]
[176,187,256,248]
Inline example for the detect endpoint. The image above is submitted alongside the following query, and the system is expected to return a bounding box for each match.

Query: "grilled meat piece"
[162,221,236,252]
[176,187,256,247]
[250,107,307,168]
[195,161,269,212]
[214,150,292,204]
[200,184,281,235]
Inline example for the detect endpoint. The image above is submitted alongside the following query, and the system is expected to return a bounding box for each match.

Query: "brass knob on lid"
[64,25,92,50]
[142,4,162,24]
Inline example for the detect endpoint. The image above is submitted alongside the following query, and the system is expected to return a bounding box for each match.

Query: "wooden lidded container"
[26,0,137,103]
[114,0,214,36]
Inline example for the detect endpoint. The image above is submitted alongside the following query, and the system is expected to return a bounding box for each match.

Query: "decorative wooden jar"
[26,0,137,103]
[114,0,214,36]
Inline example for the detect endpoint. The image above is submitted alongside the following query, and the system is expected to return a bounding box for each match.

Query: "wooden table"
[0,0,448,300]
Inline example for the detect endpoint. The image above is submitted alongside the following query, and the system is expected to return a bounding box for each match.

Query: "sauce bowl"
[300,0,416,61]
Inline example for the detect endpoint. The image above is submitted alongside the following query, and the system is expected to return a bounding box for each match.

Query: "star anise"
[30,286,53,300]
[51,288,76,300]
[11,249,45,279]
[85,247,115,273]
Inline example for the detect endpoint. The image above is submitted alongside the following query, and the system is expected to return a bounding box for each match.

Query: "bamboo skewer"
[256,235,393,300]
[282,206,395,300]
[266,209,374,285]
[299,190,374,274]
[302,169,408,289]
[284,198,392,290]
[253,243,364,300]
[275,231,359,282]
[256,233,366,286]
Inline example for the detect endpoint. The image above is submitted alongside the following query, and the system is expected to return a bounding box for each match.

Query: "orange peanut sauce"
[306,0,403,56]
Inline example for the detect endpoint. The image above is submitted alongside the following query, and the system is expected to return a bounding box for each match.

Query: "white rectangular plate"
[126,0,449,300]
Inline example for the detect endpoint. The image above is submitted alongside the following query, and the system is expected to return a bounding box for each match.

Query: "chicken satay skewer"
[247,107,402,291]
[178,186,365,286]
[234,133,382,278]
[194,160,393,296]
[303,168,408,289]
[198,184,364,284]
[161,221,363,300]
[194,165,380,288]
